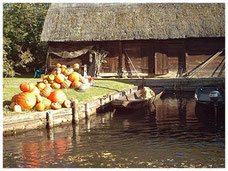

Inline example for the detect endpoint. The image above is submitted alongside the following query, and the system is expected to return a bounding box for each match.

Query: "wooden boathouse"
[41,3,225,78]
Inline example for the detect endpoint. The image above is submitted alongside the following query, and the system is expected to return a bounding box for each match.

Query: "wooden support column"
[46,111,54,128]
[72,100,79,124]
[118,41,123,77]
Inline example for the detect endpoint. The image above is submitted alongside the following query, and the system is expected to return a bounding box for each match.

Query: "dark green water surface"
[3,93,225,168]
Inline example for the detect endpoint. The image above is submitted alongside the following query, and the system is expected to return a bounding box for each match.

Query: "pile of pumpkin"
[10,63,94,113]
[43,63,94,90]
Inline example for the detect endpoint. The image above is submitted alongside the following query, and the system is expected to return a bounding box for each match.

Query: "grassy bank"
[3,76,134,116]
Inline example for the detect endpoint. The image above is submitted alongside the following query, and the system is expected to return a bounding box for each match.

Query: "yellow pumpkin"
[43,98,51,108]
[63,68,74,76]
[73,63,80,70]
[56,63,61,68]
[56,68,62,74]
[36,94,43,103]
[37,82,46,90]
[61,65,67,68]
[55,74,65,84]
[69,72,81,82]
[43,79,49,84]
[32,87,40,96]
[51,82,61,89]
[36,102,45,111]
[43,75,49,80]
[48,74,55,81]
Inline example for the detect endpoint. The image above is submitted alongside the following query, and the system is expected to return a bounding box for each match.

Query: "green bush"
[3,3,50,76]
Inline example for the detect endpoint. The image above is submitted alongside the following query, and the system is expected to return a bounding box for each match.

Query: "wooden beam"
[183,49,224,78]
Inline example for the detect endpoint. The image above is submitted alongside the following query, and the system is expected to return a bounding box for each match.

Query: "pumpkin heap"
[10,63,94,112]
[42,63,94,90]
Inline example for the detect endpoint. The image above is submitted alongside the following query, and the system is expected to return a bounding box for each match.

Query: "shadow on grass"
[3,100,11,107]
[15,73,36,78]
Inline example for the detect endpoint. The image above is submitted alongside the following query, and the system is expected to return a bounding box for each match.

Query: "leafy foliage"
[3,3,50,76]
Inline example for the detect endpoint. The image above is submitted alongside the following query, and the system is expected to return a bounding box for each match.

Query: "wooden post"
[118,41,123,77]
[46,111,54,128]
[109,95,112,101]
[100,98,104,111]
[83,64,87,77]
[47,128,54,140]
[85,103,90,118]
[72,100,79,124]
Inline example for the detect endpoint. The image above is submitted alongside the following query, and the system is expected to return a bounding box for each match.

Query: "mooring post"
[85,103,90,118]
[100,98,104,111]
[46,111,54,128]
[72,100,79,124]
[109,94,112,101]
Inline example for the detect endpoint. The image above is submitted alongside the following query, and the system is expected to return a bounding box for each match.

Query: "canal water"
[3,92,225,168]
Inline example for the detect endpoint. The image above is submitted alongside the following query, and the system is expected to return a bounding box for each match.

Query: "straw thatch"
[41,3,225,42]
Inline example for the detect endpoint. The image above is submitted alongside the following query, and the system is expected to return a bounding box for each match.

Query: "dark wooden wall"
[47,37,225,78]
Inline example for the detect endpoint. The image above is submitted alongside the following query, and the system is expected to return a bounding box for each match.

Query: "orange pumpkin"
[36,103,45,111]
[63,100,72,108]
[61,80,72,89]
[40,86,52,98]
[71,81,82,89]
[11,94,19,102]
[16,92,37,110]
[51,102,62,110]
[56,63,61,68]
[43,98,51,108]
[20,82,35,92]
[37,82,46,90]
[51,82,61,89]
[48,90,67,105]
[55,74,65,84]
[68,72,81,82]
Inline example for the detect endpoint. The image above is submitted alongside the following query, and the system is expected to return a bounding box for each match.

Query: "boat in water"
[111,86,164,111]
[194,86,225,126]
[194,86,225,105]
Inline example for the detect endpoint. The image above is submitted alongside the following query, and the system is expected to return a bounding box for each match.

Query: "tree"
[3,3,50,76]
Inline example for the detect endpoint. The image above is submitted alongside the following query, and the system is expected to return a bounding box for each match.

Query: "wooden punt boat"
[111,86,164,110]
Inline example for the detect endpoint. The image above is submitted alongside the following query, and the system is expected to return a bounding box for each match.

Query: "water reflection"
[4,94,225,168]
[16,136,72,168]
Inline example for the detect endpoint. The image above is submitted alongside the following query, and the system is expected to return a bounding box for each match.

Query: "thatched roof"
[41,3,225,42]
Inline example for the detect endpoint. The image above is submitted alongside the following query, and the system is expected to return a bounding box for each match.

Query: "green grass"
[3,76,133,116]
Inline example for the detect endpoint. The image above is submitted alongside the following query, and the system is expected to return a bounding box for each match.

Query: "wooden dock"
[3,86,139,136]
